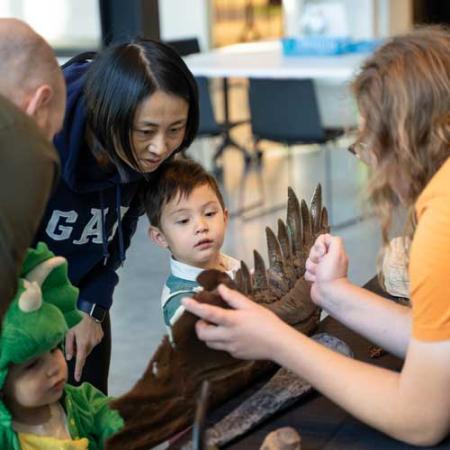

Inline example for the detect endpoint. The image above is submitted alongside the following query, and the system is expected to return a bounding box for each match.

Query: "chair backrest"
[248,78,326,144]
[196,77,222,136]
[164,37,201,56]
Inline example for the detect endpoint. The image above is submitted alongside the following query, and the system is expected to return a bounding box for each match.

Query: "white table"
[184,40,367,81]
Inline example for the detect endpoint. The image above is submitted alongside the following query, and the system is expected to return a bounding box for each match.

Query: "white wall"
[158,0,211,50]
[0,0,100,48]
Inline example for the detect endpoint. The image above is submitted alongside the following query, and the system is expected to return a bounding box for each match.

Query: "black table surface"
[174,278,450,450]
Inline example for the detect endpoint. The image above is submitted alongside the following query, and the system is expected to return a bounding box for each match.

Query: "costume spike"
[287,187,302,254]
[277,219,291,260]
[321,207,329,233]
[239,261,252,296]
[252,250,268,291]
[300,200,312,245]
[266,227,285,275]
[234,269,244,292]
[310,184,322,233]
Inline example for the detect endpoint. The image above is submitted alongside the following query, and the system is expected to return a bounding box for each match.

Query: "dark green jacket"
[0,94,59,321]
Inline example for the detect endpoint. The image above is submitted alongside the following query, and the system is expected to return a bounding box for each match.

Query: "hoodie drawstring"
[116,185,125,266]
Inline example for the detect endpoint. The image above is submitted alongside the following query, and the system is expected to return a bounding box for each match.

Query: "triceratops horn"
[287,187,302,254]
[253,250,268,291]
[310,184,322,233]
[266,226,285,276]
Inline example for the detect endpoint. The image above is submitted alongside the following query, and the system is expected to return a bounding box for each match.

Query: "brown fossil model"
[106,185,329,450]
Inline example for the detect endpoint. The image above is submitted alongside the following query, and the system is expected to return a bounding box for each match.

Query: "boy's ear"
[223,208,229,225]
[148,226,169,249]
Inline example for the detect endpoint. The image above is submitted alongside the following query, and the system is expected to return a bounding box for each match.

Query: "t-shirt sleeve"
[410,191,450,341]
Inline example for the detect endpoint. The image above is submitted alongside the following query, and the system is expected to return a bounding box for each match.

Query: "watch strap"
[77,300,107,323]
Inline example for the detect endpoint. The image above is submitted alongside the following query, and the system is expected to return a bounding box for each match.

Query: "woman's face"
[131,90,189,173]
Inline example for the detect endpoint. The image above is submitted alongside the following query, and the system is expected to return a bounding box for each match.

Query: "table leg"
[213,78,252,168]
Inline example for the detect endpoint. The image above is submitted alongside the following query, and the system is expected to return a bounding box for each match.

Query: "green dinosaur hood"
[0,242,82,426]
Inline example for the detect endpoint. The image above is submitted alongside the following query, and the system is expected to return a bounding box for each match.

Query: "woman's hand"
[65,312,104,382]
[182,284,289,361]
[305,233,349,306]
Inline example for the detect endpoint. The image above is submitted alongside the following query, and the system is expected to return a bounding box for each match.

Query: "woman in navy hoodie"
[33,39,199,394]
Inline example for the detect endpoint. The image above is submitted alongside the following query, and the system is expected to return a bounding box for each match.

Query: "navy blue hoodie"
[34,60,144,310]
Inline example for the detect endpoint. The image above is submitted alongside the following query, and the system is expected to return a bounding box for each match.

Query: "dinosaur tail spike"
[266,226,285,275]
[300,199,312,245]
[239,260,253,296]
[253,250,269,291]
[277,219,291,260]
[310,184,322,233]
[286,188,302,254]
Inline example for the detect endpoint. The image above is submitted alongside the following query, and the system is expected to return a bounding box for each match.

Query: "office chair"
[247,78,345,222]
[165,37,201,57]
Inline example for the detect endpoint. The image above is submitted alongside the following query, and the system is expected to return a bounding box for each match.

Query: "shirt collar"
[170,253,241,282]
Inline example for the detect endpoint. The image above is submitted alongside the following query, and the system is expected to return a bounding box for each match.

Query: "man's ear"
[148,226,169,248]
[24,84,53,126]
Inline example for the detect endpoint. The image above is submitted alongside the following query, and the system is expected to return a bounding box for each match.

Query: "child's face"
[150,183,228,269]
[3,347,68,415]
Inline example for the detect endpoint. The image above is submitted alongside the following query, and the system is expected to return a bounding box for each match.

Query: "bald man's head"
[0,19,66,139]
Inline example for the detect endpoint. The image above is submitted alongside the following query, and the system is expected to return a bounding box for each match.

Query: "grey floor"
[109,82,382,397]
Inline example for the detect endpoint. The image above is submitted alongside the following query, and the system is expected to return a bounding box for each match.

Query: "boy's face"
[3,347,68,417]
[150,183,228,269]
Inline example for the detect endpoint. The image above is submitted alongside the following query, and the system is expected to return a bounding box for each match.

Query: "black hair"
[83,38,199,177]
[144,158,225,228]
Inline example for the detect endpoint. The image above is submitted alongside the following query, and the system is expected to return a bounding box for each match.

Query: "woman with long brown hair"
[182,26,450,445]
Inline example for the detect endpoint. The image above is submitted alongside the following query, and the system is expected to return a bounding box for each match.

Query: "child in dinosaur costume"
[0,243,123,450]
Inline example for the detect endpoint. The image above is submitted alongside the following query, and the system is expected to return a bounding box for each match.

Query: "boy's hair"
[144,158,225,228]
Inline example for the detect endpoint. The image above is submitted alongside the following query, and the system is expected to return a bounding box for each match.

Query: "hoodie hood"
[54,60,142,194]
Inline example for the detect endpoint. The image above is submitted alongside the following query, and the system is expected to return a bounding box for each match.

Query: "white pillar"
[159,0,211,50]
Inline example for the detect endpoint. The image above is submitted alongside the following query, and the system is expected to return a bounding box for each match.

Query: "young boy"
[145,158,240,328]
[0,243,123,449]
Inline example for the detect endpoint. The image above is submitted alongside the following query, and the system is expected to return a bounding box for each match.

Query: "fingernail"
[66,354,72,361]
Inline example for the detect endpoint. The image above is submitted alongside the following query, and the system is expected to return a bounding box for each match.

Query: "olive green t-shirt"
[0,94,59,320]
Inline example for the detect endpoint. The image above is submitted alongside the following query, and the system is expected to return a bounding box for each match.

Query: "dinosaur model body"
[106,185,329,450]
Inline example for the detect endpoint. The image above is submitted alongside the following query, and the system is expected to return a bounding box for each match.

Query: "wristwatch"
[78,300,107,324]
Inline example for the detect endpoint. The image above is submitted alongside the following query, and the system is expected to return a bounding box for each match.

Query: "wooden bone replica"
[106,185,329,450]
